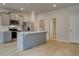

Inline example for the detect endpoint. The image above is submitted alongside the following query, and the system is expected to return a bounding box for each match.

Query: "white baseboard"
[55,39,71,43]
[70,41,79,44]
[47,38,79,43]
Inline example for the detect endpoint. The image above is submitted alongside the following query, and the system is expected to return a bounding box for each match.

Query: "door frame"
[49,17,56,40]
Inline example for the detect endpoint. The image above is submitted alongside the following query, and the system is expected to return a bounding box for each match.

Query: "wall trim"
[56,39,71,43]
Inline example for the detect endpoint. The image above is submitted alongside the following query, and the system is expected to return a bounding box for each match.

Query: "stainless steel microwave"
[10,20,19,25]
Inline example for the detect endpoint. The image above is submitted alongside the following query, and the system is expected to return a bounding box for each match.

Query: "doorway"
[49,17,56,40]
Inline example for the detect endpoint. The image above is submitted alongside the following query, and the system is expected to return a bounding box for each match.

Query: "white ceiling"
[0,3,79,14]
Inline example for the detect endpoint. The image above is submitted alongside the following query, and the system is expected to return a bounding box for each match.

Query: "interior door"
[70,16,79,43]
[50,18,56,40]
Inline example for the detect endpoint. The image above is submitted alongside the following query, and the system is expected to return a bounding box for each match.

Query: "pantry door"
[69,16,79,43]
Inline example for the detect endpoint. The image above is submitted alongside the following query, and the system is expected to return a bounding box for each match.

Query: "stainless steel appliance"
[9,28,17,38]
[9,26,19,42]
[10,20,19,25]
[22,22,34,31]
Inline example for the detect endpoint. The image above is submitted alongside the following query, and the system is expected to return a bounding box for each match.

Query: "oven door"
[11,31,17,38]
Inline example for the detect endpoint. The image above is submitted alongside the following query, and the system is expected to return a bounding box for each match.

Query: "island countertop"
[17,31,47,34]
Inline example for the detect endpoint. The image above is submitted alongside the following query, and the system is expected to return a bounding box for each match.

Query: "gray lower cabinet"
[0,31,11,43]
[1,14,10,25]
[0,32,4,43]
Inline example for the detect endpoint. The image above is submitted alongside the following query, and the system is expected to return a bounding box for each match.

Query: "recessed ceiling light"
[53,4,56,7]
[2,3,6,5]
[20,8,23,11]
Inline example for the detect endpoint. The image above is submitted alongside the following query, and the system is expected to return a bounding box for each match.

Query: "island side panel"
[17,32,24,51]
[23,32,46,51]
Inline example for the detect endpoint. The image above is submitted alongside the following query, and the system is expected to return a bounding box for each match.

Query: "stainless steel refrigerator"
[22,22,34,31]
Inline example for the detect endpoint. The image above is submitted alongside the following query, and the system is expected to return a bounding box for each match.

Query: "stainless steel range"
[9,25,18,42]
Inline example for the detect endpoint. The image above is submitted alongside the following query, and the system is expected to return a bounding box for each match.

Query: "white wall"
[37,5,79,42]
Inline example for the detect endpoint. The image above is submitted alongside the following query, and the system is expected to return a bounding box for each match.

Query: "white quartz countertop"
[17,31,47,34]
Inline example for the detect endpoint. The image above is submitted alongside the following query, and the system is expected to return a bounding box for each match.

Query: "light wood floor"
[0,40,79,56]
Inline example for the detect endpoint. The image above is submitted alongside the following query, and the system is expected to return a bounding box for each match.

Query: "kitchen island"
[17,31,46,51]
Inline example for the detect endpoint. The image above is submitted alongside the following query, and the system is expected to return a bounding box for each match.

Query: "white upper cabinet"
[1,13,24,26]
[1,14,10,25]
[10,13,19,20]
[19,15,24,26]
[15,14,19,20]
[10,13,15,20]
[10,13,24,25]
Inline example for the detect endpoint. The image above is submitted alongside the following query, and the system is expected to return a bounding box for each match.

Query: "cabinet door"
[10,13,15,20]
[1,14,10,25]
[16,14,19,20]
[10,13,19,20]
[19,15,24,25]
